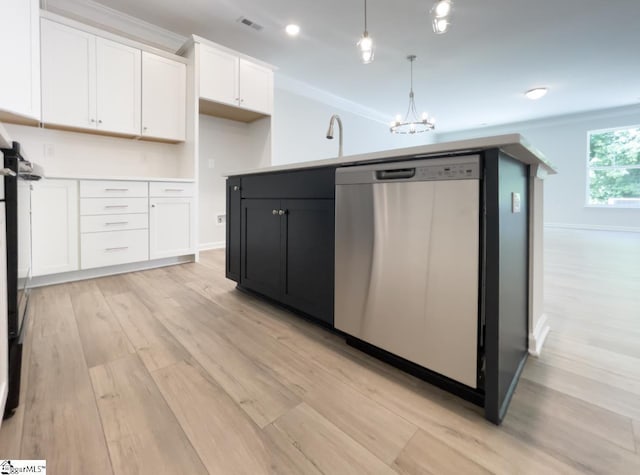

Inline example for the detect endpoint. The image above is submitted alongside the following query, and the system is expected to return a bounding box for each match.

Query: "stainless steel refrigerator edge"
[335,156,481,388]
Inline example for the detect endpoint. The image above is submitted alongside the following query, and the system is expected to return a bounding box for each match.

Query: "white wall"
[198,114,270,249]
[437,105,640,231]
[272,87,436,166]
[4,124,192,179]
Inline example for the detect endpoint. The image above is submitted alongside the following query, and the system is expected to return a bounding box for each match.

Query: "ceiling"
[90,0,640,133]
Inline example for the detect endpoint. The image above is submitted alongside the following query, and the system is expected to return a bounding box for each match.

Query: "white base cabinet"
[150,182,195,259]
[31,180,79,276]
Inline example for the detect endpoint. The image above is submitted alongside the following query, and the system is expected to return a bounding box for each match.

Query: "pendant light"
[357,0,374,64]
[431,0,453,34]
[390,55,435,134]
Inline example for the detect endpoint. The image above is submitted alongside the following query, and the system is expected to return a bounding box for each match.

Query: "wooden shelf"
[199,98,268,123]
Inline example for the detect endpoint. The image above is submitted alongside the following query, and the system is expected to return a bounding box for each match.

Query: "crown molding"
[42,0,186,52]
[275,74,390,125]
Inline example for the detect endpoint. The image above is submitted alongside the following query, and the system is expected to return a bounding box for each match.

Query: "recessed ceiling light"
[525,87,548,100]
[285,24,300,36]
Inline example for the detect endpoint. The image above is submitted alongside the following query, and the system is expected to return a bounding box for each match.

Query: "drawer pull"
[105,221,129,226]
[105,205,129,209]
[105,188,129,192]
[105,246,129,252]
[164,188,184,192]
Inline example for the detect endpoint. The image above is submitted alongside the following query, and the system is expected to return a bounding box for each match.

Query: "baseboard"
[528,313,550,357]
[545,223,640,233]
[30,255,196,288]
[199,241,225,251]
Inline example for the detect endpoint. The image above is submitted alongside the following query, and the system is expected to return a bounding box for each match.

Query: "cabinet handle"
[272,209,278,215]
[105,205,129,209]
[105,188,129,192]
[105,247,129,252]
[164,188,184,192]
[105,221,129,226]
[278,209,286,216]
[0,168,16,177]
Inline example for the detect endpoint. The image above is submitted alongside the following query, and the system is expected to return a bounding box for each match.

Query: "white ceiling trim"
[275,74,391,125]
[43,0,187,52]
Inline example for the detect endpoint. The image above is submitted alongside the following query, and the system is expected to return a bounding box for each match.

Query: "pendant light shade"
[431,0,453,34]
[358,0,374,64]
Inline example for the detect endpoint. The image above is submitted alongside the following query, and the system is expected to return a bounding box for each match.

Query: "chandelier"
[390,55,435,134]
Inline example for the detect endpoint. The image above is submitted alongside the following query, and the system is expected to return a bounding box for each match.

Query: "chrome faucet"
[326,114,343,157]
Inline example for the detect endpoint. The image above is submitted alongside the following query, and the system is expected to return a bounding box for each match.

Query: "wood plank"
[393,429,491,475]
[522,358,640,420]
[20,286,113,474]
[68,280,134,367]
[89,353,207,475]
[265,403,395,474]
[503,379,640,473]
[105,290,190,371]
[152,299,301,428]
[151,359,273,474]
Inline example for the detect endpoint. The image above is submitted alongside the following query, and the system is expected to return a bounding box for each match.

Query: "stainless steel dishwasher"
[335,155,481,388]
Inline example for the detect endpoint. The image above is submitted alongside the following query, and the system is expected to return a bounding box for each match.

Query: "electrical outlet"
[217,214,226,225]
[208,159,216,169]
[512,192,521,213]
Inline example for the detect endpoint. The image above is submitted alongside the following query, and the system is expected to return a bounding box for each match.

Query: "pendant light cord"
[364,0,368,33]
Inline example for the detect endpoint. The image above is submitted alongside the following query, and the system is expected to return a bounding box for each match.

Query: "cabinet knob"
[278,209,285,216]
[98,119,103,124]
[272,209,278,215]
[240,99,245,104]
[152,204,156,208]
[143,126,148,131]
[233,185,240,191]
[90,118,95,123]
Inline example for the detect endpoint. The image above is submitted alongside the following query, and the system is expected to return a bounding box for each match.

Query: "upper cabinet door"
[96,37,141,136]
[41,19,97,130]
[0,0,40,122]
[141,52,186,142]
[199,45,239,106]
[239,59,273,115]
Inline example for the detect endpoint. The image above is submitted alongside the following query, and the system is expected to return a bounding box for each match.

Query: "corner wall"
[437,105,640,231]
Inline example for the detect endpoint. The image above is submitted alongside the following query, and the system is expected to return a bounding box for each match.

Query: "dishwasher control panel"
[415,161,480,181]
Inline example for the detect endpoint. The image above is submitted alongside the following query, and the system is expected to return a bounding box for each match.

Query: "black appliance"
[1,141,40,418]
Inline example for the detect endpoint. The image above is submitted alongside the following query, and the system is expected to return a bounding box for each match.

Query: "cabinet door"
[226,178,241,282]
[241,199,282,300]
[149,197,195,259]
[96,37,141,135]
[31,179,79,276]
[199,45,239,106]
[239,59,273,115]
[41,19,96,130]
[141,52,186,142]
[0,203,8,422]
[0,0,40,121]
[282,200,335,324]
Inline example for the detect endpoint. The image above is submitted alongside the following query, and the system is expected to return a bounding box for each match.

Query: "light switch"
[512,192,521,213]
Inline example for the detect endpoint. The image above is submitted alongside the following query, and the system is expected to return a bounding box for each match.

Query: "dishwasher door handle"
[375,168,416,180]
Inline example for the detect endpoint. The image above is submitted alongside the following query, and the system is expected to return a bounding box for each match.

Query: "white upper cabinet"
[239,59,273,115]
[0,0,40,123]
[198,42,274,117]
[199,45,239,107]
[41,19,97,131]
[141,52,186,142]
[42,19,142,136]
[96,37,141,136]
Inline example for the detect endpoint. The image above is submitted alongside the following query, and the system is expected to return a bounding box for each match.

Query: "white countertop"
[44,175,195,183]
[227,134,557,177]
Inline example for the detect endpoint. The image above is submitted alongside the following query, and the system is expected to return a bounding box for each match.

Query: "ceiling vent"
[236,17,264,32]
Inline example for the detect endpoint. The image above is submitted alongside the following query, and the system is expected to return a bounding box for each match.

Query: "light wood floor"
[1,228,639,474]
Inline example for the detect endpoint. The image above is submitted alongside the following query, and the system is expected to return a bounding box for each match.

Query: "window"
[587,125,640,208]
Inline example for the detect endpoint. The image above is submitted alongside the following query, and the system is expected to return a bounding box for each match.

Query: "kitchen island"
[225,134,556,424]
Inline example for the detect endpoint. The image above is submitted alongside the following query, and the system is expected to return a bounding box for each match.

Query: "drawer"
[81,197,148,215]
[149,182,195,197]
[81,213,148,233]
[241,167,335,199]
[81,229,149,270]
[80,180,148,198]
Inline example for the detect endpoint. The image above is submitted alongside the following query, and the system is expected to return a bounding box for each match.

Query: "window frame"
[585,124,640,209]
